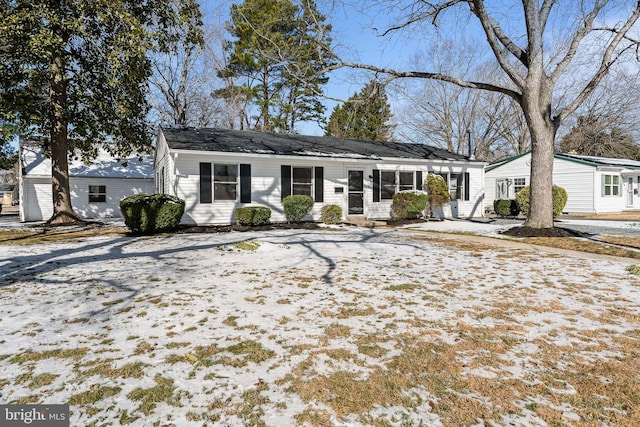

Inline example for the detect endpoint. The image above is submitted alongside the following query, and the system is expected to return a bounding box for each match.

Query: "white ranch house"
[155,127,486,225]
[19,139,154,222]
[485,151,640,214]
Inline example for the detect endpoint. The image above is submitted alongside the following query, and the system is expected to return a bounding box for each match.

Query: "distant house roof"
[557,153,640,169]
[161,127,479,162]
[487,151,640,172]
[20,140,153,179]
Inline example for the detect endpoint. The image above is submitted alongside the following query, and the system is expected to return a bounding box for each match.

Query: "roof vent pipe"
[467,130,475,160]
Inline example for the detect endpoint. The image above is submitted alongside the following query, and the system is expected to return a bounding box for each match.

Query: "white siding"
[485,154,532,209]
[594,169,626,213]
[486,153,636,214]
[21,177,53,221]
[552,158,595,213]
[154,130,175,196]
[20,175,154,221]
[173,150,486,225]
[70,177,154,219]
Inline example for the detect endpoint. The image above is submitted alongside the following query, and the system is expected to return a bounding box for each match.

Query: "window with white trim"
[513,177,526,194]
[89,185,106,203]
[399,171,414,192]
[214,164,238,201]
[602,174,621,196]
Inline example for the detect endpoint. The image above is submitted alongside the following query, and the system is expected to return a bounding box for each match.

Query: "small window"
[513,178,526,194]
[381,171,396,199]
[214,164,238,201]
[293,167,313,196]
[89,185,106,203]
[602,174,620,196]
[399,171,414,192]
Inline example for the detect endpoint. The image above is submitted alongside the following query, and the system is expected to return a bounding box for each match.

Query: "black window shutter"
[314,167,324,202]
[416,171,423,191]
[464,172,470,201]
[240,164,251,203]
[281,165,292,200]
[373,169,380,202]
[199,163,212,204]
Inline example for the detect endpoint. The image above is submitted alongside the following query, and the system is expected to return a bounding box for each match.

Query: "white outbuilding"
[19,138,154,222]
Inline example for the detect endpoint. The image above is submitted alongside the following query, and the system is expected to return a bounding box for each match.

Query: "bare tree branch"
[333,60,522,101]
[556,4,640,123]
[470,0,526,89]
[549,1,607,84]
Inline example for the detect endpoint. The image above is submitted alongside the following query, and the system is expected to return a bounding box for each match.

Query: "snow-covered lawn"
[1,228,639,426]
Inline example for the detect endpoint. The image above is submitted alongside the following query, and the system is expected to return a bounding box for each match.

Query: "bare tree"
[394,42,531,161]
[337,1,640,229]
[149,2,230,128]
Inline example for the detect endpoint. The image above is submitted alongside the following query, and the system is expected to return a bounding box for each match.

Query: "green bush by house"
[391,191,428,220]
[425,174,450,218]
[283,194,314,222]
[235,206,271,226]
[320,204,342,224]
[493,199,520,217]
[119,194,185,234]
[515,185,568,218]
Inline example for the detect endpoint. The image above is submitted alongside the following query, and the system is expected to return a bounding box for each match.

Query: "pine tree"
[325,80,393,141]
[220,0,333,133]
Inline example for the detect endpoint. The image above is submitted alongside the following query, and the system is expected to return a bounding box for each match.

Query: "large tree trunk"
[522,78,556,229]
[47,49,80,225]
[525,124,555,228]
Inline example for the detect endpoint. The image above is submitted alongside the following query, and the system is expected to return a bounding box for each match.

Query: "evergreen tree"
[325,80,393,141]
[220,0,333,133]
[0,0,202,224]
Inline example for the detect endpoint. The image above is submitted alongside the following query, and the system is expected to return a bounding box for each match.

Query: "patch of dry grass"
[0,226,127,245]
[519,236,640,259]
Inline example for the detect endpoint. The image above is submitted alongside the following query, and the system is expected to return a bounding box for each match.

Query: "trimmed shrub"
[493,199,520,217]
[235,206,271,226]
[120,194,185,234]
[425,174,451,218]
[320,204,342,224]
[515,185,568,218]
[283,194,314,222]
[391,191,428,220]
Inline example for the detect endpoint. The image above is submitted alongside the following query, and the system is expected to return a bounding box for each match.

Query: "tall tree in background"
[149,3,231,128]
[220,0,333,133]
[0,0,202,224]
[395,44,531,161]
[559,115,640,159]
[325,80,393,141]
[340,1,640,229]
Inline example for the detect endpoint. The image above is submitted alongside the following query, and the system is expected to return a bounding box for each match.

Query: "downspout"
[593,167,598,214]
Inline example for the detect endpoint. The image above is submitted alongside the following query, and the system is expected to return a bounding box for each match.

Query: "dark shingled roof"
[161,127,477,162]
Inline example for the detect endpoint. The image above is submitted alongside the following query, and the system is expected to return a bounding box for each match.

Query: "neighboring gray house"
[19,139,154,222]
[486,151,640,214]
[155,127,487,225]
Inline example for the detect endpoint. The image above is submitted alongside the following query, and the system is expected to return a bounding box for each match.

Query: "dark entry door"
[348,170,364,215]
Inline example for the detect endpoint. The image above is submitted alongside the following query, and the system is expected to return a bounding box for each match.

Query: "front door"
[348,170,364,215]
[628,177,634,207]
